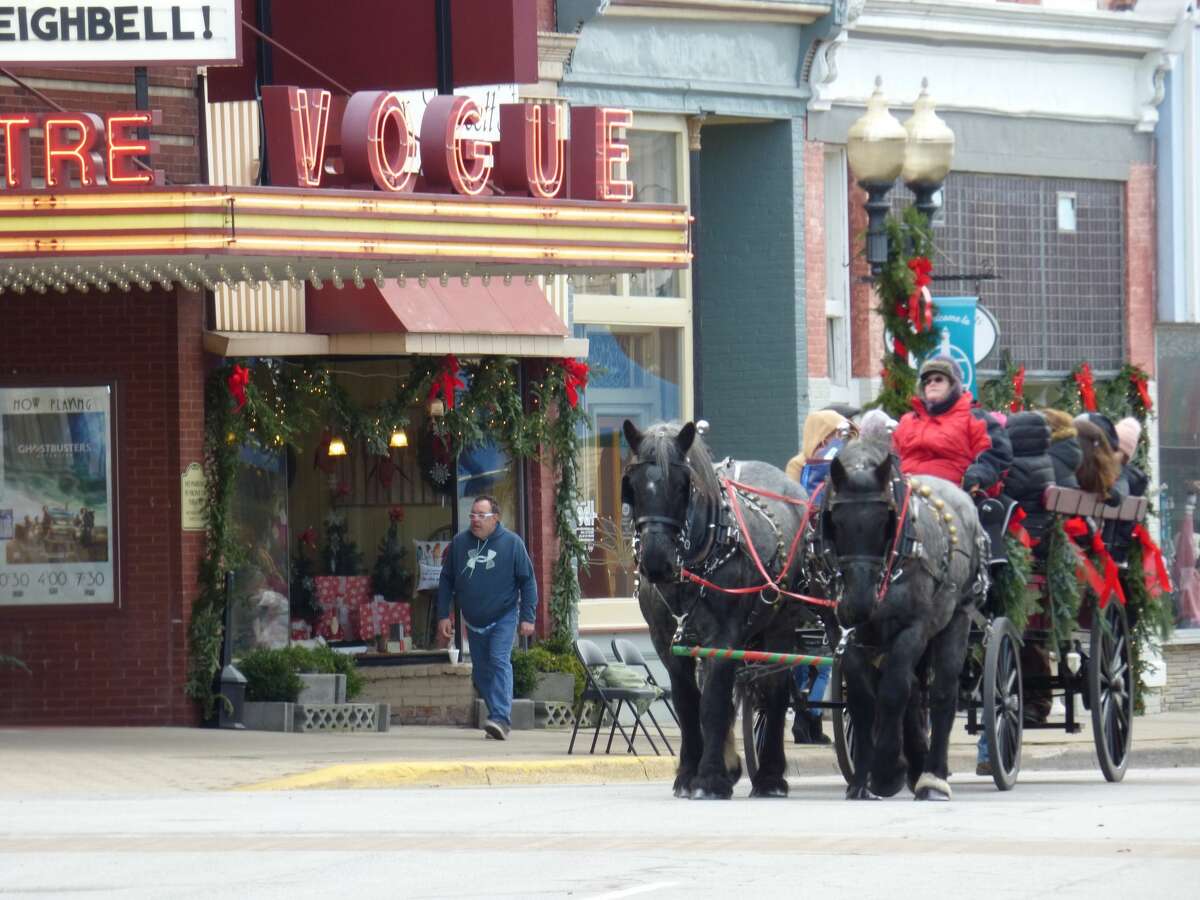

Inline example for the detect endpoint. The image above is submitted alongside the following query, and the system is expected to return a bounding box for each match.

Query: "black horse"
[820,437,986,801]
[622,420,828,799]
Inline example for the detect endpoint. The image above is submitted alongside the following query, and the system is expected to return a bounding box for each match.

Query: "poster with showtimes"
[0,386,116,606]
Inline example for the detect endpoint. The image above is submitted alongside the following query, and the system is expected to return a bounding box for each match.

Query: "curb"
[238,756,679,792]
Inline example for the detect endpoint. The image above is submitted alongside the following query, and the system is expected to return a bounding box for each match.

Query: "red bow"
[227,364,251,412]
[1088,530,1126,609]
[1074,362,1097,412]
[1007,505,1034,549]
[905,257,935,333]
[313,431,336,475]
[559,358,590,408]
[371,455,396,490]
[893,338,908,360]
[389,505,405,523]
[428,354,465,411]
[1064,517,1106,598]
[1132,524,1172,596]
[335,481,351,498]
[1131,371,1153,411]
[299,527,318,552]
[1010,365,1026,413]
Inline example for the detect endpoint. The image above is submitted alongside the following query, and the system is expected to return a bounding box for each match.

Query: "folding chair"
[568,639,662,756]
[612,638,679,750]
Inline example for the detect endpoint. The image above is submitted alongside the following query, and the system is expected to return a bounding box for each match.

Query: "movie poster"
[0,385,116,605]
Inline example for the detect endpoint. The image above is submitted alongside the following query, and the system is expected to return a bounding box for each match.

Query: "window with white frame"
[573,115,693,608]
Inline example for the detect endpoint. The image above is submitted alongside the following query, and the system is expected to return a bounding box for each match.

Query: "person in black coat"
[1002,411,1056,554]
[1041,409,1082,489]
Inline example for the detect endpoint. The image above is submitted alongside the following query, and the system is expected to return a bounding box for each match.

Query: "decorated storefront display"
[186,354,589,714]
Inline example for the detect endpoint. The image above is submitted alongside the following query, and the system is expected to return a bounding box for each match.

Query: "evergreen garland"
[977,350,1025,414]
[185,355,591,714]
[869,207,940,419]
[992,533,1036,636]
[1121,539,1175,711]
[1044,520,1083,653]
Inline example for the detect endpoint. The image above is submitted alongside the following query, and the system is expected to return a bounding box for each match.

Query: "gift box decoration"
[313,575,372,640]
[290,619,312,642]
[352,598,413,641]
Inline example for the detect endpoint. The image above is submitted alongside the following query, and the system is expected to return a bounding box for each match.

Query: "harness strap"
[875,481,914,604]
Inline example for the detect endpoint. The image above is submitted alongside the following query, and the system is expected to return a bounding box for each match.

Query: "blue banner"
[925,296,978,396]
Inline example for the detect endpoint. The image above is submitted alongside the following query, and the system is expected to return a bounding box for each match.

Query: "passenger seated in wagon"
[1001,411,1056,558]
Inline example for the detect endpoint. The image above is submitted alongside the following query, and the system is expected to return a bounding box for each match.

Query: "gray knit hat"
[918,355,963,390]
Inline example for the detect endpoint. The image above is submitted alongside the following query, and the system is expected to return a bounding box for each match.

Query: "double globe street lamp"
[847,77,956,274]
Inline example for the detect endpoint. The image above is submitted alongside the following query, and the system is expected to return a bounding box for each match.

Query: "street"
[2,768,1198,899]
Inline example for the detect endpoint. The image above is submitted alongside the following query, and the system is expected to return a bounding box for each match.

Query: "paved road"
[2,768,1198,899]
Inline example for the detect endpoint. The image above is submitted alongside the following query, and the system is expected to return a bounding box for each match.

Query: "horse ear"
[873,453,893,490]
[676,421,697,455]
[830,455,847,491]
[623,419,643,454]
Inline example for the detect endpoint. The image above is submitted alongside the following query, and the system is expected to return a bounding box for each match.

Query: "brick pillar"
[805,141,828,379]
[170,288,208,723]
[1125,162,1156,375]
[848,181,884,378]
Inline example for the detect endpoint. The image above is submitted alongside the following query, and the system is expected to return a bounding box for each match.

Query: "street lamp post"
[847,77,956,274]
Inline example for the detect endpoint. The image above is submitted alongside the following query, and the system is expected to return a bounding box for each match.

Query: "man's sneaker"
[483,719,508,740]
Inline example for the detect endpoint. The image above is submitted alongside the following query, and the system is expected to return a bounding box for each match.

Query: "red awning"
[305,276,578,350]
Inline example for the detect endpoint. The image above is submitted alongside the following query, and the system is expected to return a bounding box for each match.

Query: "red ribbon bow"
[905,257,934,333]
[1007,505,1034,549]
[1063,517,1107,600]
[559,358,590,408]
[227,364,251,412]
[1073,362,1098,413]
[1132,524,1171,596]
[299,527,318,552]
[1131,371,1153,412]
[428,354,465,411]
[1010,365,1026,413]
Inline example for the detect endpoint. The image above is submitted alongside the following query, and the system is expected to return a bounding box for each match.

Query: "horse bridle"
[623,459,716,569]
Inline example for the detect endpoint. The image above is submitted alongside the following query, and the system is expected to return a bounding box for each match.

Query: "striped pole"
[671,645,834,668]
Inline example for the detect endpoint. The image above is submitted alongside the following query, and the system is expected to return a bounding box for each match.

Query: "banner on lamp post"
[923,296,979,397]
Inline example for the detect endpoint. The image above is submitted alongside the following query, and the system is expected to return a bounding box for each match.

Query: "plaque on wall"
[0,385,117,606]
[180,462,207,532]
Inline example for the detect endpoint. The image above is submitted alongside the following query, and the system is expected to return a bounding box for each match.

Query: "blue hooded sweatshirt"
[436,521,538,629]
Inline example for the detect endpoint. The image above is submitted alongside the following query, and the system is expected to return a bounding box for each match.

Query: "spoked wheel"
[1089,601,1133,782]
[983,616,1023,791]
[830,658,857,785]
[740,689,766,781]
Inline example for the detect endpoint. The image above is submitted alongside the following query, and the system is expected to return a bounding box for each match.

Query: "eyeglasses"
[468,512,496,520]
[922,374,948,385]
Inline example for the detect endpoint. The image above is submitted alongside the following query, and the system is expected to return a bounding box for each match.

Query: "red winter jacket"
[893,393,992,485]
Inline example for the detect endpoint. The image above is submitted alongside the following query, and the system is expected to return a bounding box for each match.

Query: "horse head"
[825,437,899,628]
[622,419,718,584]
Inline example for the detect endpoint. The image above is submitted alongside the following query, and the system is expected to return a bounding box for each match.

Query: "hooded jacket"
[1002,412,1055,549]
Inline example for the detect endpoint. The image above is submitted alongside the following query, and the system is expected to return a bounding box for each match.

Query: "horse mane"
[832,434,894,486]
[635,422,722,507]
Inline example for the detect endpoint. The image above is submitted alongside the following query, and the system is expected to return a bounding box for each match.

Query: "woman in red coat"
[893,356,1011,495]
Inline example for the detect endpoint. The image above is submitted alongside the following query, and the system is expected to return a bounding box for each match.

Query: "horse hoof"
[913,773,952,802]
[845,784,881,801]
[691,787,732,800]
[672,775,694,799]
[690,775,734,800]
[869,773,905,799]
[749,777,789,799]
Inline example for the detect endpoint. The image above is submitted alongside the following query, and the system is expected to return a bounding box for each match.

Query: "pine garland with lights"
[977,350,1026,414]
[185,355,591,713]
[870,207,940,419]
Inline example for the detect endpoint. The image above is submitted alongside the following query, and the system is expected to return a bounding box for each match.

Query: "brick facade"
[1163,641,1200,711]
[1125,161,1157,376]
[0,288,206,725]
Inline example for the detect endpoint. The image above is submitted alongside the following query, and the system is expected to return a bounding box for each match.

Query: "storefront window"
[228,446,290,658]
[1157,328,1200,628]
[574,325,682,600]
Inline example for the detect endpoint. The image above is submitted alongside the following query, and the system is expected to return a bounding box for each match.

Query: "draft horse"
[820,437,987,801]
[622,420,827,799]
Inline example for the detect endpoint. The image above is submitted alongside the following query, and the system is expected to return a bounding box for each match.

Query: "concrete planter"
[243,701,295,732]
[298,673,346,705]
[242,700,389,732]
[473,698,535,730]
[530,672,575,703]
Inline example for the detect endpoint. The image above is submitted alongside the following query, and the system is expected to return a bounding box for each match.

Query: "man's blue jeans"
[465,608,519,726]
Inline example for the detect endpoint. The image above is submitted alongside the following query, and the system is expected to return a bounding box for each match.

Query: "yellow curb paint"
[237,757,678,792]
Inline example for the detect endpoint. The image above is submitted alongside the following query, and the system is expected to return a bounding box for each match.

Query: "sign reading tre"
[261,87,636,202]
[0,110,162,188]
[0,1,242,67]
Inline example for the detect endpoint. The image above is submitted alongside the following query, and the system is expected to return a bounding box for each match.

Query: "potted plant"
[512,636,584,705]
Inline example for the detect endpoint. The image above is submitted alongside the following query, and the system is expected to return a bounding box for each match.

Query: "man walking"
[437,495,538,740]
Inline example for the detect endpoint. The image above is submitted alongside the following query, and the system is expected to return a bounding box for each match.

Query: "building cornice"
[603,0,830,24]
[852,0,1177,55]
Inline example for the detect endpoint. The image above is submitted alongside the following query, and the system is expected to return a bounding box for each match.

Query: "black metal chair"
[568,639,662,756]
[611,637,679,750]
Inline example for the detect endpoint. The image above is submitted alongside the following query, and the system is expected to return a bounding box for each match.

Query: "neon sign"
[0,111,162,189]
[261,87,632,202]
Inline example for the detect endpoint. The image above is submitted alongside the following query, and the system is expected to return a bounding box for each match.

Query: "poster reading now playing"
[0,385,116,606]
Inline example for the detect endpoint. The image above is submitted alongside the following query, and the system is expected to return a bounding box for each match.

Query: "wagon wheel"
[830,658,857,785]
[740,689,766,781]
[983,616,1023,791]
[1088,601,1133,782]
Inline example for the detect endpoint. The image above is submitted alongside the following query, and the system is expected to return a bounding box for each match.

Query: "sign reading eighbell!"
[0,1,242,66]
[0,386,117,606]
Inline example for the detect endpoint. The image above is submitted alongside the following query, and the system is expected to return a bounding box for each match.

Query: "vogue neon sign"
[261,86,634,202]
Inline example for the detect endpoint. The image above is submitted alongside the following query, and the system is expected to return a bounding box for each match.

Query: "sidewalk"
[1,711,1197,795]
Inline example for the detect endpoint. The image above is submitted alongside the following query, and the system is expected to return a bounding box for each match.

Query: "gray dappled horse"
[820,436,987,801]
[622,420,828,799]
